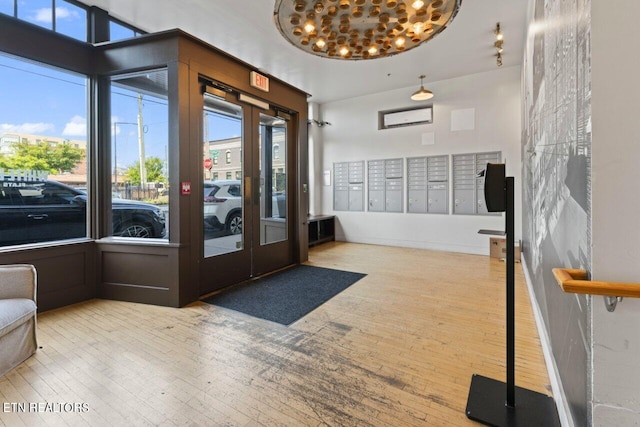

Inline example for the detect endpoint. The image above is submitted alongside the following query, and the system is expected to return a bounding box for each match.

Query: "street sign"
[204,158,213,170]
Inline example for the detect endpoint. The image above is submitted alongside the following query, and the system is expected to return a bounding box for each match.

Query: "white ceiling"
[81,0,528,104]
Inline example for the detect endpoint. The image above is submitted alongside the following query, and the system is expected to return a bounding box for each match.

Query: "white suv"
[203,180,242,234]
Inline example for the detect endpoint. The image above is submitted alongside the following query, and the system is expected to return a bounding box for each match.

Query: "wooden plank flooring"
[0,242,552,426]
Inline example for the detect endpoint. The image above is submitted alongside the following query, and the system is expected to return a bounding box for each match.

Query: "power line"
[0,60,168,108]
[0,61,85,87]
[111,90,168,107]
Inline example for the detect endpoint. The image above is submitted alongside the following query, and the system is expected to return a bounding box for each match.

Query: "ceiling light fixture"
[274,0,462,60]
[494,22,503,67]
[410,74,433,101]
[495,22,503,41]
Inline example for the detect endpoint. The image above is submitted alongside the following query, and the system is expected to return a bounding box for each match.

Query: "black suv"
[0,179,166,246]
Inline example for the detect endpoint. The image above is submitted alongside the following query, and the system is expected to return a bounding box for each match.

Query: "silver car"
[203,180,242,234]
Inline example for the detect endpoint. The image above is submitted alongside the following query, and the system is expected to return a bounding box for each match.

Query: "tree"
[0,141,85,173]
[124,156,167,185]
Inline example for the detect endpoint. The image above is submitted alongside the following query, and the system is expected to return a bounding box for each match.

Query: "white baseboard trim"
[521,256,574,427]
[334,234,487,255]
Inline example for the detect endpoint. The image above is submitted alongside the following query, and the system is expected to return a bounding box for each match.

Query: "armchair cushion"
[0,299,37,337]
[0,264,37,300]
[0,264,37,377]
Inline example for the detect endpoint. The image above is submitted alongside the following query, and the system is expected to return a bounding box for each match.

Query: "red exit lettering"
[250,71,269,92]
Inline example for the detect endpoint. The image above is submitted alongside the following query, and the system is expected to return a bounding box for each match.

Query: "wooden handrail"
[552,268,640,298]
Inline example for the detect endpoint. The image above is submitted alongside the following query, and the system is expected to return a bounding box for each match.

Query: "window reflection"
[259,114,287,245]
[202,94,244,258]
[110,69,169,239]
[0,54,88,247]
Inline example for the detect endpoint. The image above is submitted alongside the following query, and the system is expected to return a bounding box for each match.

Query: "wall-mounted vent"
[379,105,433,130]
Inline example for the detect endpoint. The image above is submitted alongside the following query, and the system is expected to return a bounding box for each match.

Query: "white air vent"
[379,106,433,129]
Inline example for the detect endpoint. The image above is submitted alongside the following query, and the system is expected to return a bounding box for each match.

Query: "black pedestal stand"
[466,177,560,426]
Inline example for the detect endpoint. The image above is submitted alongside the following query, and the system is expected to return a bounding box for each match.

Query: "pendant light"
[411,74,433,101]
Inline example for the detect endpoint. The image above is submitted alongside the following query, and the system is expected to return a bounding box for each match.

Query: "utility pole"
[113,122,118,188]
[137,93,147,187]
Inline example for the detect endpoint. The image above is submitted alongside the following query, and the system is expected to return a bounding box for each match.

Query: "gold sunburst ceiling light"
[273,0,462,60]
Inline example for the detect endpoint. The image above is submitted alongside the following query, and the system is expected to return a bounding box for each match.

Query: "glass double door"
[200,91,294,295]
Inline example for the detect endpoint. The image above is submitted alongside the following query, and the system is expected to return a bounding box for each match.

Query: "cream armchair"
[0,264,37,377]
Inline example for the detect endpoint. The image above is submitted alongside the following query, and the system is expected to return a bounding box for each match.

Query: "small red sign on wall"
[250,71,269,92]
[181,181,191,195]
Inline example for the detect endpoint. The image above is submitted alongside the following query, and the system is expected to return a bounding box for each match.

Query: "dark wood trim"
[0,241,96,312]
[0,14,93,74]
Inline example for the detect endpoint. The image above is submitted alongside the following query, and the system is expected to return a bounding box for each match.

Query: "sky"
[1,3,244,173]
[0,51,171,170]
[1,1,86,40]
[0,55,87,139]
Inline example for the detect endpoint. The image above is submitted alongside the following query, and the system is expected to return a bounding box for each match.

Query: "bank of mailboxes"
[452,151,501,215]
[368,158,403,212]
[333,151,500,215]
[408,155,449,214]
[334,161,364,211]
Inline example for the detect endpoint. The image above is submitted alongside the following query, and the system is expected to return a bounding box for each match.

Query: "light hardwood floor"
[0,242,552,426]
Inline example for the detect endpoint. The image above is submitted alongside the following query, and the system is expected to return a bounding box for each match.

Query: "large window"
[1,1,147,43]
[55,0,87,40]
[110,69,169,239]
[0,54,88,247]
[0,1,12,16]
[1,0,88,41]
[109,18,145,41]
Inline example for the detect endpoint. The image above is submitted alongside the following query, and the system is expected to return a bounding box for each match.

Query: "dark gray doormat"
[203,265,366,326]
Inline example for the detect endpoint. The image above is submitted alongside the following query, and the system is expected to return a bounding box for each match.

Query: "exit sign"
[250,71,269,92]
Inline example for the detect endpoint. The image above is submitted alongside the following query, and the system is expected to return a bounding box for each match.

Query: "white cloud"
[32,8,53,24]
[1,122,55,134]
[56,7,80,20]
[31,7,80,24]
[62,115,87,137]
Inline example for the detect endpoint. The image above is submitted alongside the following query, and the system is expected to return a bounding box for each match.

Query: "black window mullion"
[52,0,56,32]
[88,6,110,43]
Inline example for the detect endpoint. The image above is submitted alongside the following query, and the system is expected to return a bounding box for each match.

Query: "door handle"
[254,177,261,203]
[244,177,251,206]
[27,214,49,220]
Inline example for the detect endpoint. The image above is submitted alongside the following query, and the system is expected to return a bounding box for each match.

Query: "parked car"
[0,179,166,246]
[204,180,242,234]
[203,180,287,235]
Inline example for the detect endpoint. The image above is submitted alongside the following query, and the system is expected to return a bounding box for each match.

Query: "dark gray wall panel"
[0,242,96,312]
[0,14,93,74]
[102,252,171,288]
[97,242,180,306]
[521,0,592,424]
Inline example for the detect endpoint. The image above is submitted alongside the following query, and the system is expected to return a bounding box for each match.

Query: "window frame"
[0,0,146,43]
[0,53,90,248]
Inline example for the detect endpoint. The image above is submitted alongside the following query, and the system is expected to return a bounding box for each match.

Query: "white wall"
[591,1,640,423]
[315,66,522,255]
[308,102,323,216]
